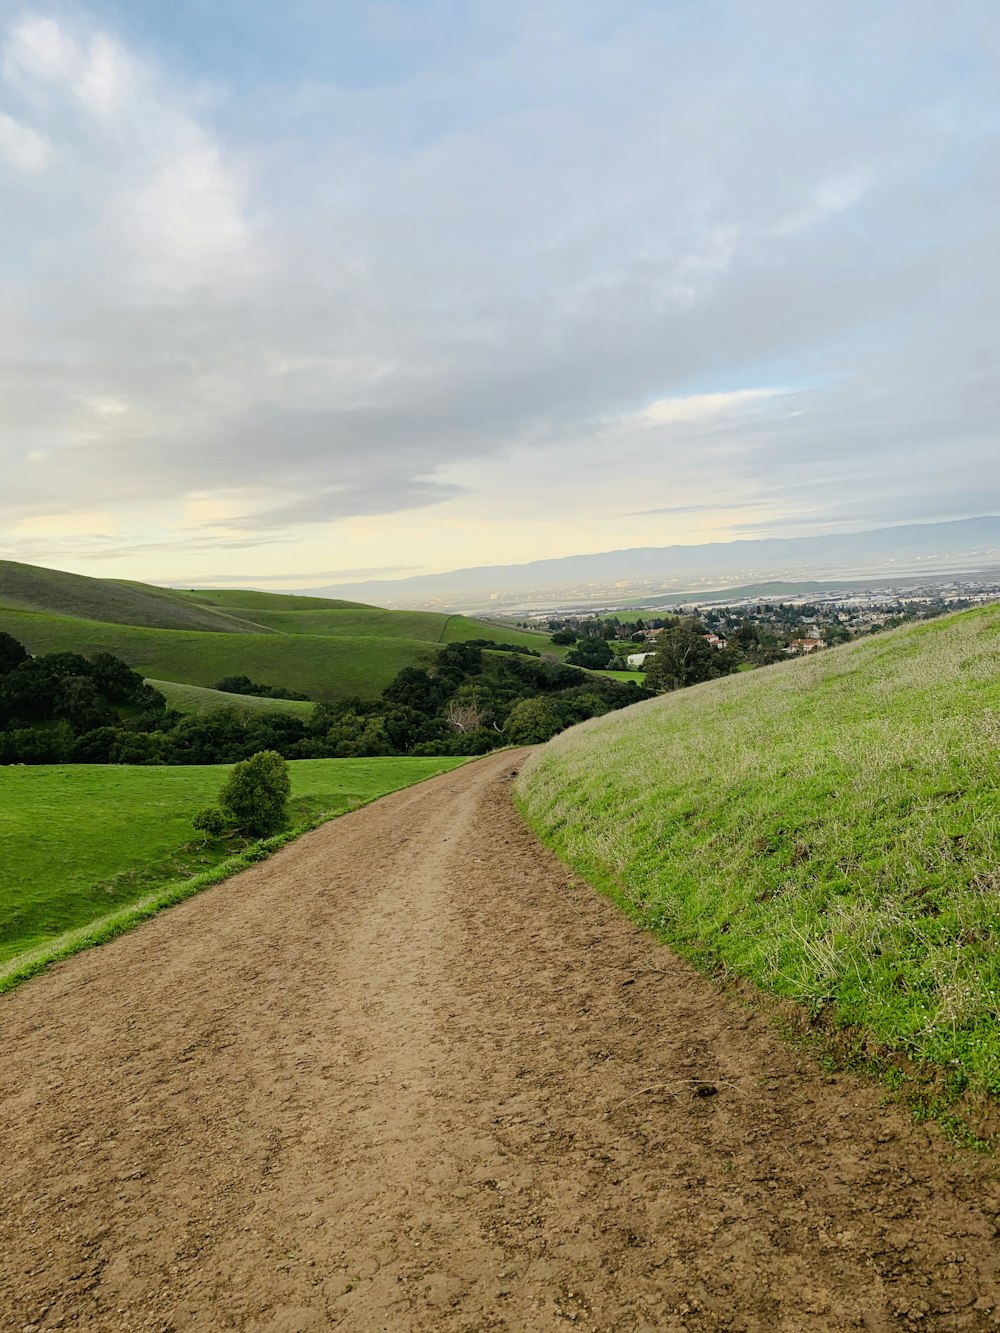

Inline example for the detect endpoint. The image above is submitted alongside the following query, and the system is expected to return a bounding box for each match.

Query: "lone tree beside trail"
[219,749,291,836]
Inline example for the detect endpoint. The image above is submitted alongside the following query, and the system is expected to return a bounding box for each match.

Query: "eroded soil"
[2,750,1000,1332]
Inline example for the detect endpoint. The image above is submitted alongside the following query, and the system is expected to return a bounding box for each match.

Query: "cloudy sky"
[1,0,997,587]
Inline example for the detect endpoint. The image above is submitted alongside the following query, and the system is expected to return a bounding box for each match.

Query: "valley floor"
[2,752,999,1331]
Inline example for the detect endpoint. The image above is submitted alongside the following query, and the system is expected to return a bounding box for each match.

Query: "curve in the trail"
[2,750,999,1332]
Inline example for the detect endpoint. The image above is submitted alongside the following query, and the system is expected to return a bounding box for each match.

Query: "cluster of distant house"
[786,635,825,654]
[625,625,826,669]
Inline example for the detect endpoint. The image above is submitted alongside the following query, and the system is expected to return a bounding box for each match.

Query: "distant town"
[501,572,1000,669]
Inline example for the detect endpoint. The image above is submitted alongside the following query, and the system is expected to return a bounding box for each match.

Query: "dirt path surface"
[3,751,1000,1333]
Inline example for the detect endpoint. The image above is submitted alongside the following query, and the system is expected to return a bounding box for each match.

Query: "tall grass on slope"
[516,607,1000,1096]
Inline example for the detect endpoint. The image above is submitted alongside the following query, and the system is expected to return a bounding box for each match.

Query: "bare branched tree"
[445,699,484,734]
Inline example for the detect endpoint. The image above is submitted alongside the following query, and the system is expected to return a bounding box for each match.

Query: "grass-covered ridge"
[516,606,1000,1096]
[0,756,464,978]
[0,606,441,702]
[0,560,560,703]
[0,560,262,633]
[147,679,315,719]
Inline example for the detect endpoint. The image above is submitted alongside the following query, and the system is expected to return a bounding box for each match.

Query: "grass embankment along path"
[517,604,1000,1100]
[0,757,464,978]
[3,751,1000,1330]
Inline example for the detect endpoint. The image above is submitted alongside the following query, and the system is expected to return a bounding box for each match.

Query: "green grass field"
[148,680,315,719]
[0,757,464,973]
[0,562,563,702]
[0,606,439,701]
[172,588,374,612]
[177,601,561,656]
[0,560,262,633]
[517,605,1000,1099]
[591,669,647,685]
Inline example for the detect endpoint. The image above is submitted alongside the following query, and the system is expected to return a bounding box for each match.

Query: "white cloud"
[120,135,257,292]
[0,107,49,169]
[1,13,257,294]
[2,16,76,86]
[3,16,135,114]
[639,388,791,427]
[772,170,875,236]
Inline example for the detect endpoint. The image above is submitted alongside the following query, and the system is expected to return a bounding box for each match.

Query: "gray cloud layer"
[0,0,997,571]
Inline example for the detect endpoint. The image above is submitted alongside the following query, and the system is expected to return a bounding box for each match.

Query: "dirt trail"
[3,751,1000,1333]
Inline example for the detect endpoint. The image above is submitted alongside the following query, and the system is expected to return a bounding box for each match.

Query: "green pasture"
[0,570,563,705]
[0,756,464,974]
[0,560,260,633]
[148,680,315,719]
[173,588,373,612]
[0,607,438,701]
[217,606,461,639]
[439,616,563,655]
[518,605,1000,1101]
[180,600,561,656]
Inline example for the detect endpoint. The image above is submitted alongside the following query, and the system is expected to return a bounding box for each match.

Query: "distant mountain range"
[300,517,1000,612]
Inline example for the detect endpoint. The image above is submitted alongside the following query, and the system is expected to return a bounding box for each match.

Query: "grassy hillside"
[0,562,563,703]
[0,756,464,974]
[440,615,561,654]
[180,592,561,655]
[0,607,437,701]
[0,560,262,633]
[173,588,374,612]
[517,606,1000,1098]
[148,680,315,720]
[212,606,469,640]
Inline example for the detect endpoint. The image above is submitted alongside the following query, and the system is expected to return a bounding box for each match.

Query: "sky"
[0,0,998,589]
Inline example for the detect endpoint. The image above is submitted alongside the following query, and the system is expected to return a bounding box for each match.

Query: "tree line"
[0,632,649,765]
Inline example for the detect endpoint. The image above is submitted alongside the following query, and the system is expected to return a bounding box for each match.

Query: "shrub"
[192,806,227,838]
[218,749,291,836]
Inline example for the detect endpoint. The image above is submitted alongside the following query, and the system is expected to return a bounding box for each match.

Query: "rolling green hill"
[148,680,315,719]
[517,605,1000,1099]
[0,561,561,702]
[0,560,262,633]
[175,590,559,654]
[171,588,375,612]
[0,606,437,702]
[201,606,474,640]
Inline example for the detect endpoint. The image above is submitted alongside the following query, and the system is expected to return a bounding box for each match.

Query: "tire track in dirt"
[2,749,1000,1332]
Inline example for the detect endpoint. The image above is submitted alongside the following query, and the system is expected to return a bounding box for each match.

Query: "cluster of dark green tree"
[0,631,649,765]
[213,675,311,701]
[0,633,170,763]
[548,615,668,642]
[301,643,648,758]
[642,618,743,690]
